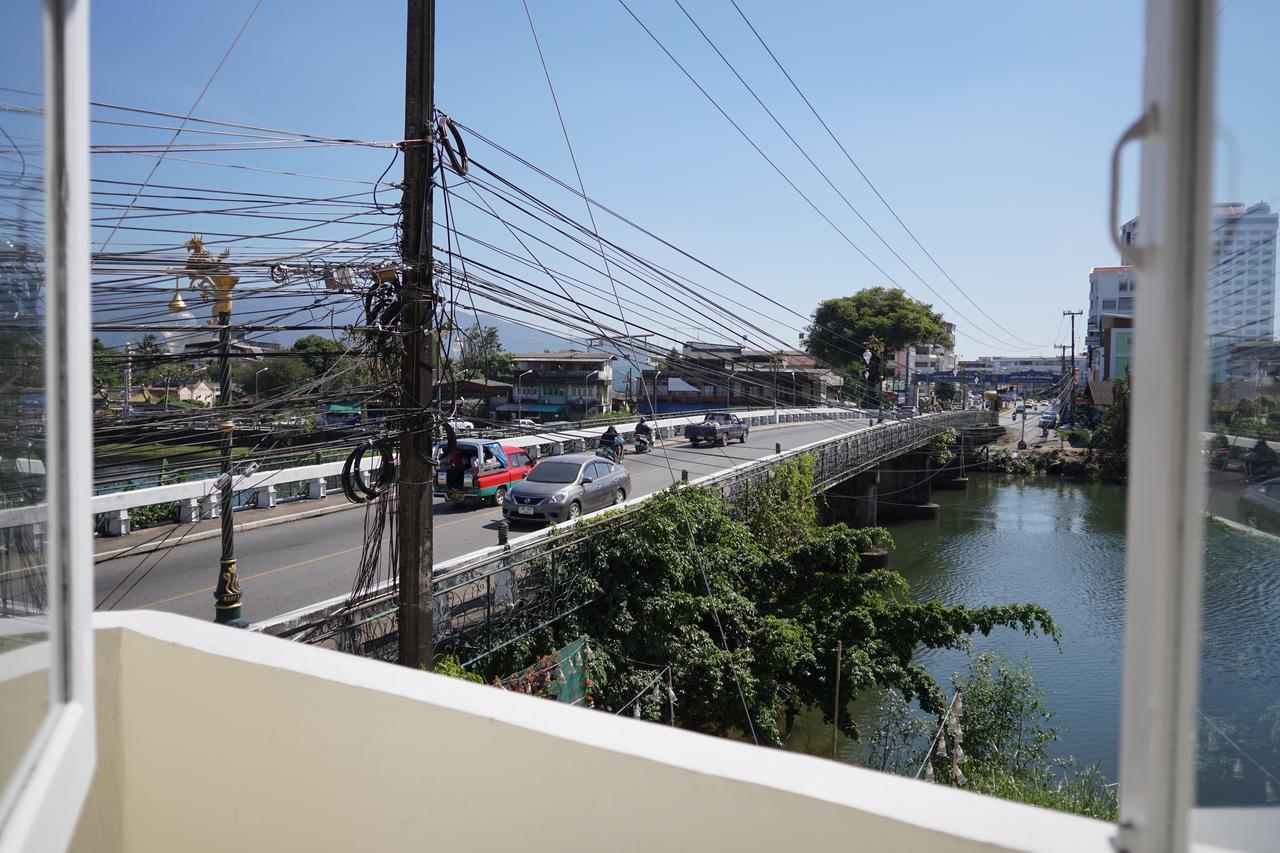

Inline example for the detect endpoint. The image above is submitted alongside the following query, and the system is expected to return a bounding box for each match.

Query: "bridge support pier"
[877,450,939,520]
[304,477,327,500]
[821,470,879,528]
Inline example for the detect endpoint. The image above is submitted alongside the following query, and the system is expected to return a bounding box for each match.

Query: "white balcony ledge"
[33,612,1132,853]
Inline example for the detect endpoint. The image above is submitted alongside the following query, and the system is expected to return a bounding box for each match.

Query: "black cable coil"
[340,437,399,504]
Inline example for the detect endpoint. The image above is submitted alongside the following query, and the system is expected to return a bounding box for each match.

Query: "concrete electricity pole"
[398,0,437,670]
[1063,310,1082,424]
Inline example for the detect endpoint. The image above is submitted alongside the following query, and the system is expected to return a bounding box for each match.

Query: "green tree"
[467,456,1056,748]
[234,356,313,398]
[130,334,170,386]
[291,334,345,376]
[91,337,123,387]
[935,381,957,405]
[458,324,514,382]
[805,287,951,392]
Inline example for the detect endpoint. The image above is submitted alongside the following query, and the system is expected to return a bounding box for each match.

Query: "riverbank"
[978,419,1126,482]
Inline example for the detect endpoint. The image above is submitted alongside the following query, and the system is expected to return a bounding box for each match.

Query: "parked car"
[503,453,631,523]
[447,417,475,432]
[1240,478,1280,530]
[513,418,539,428]
[686,412,749,447]
[434,440,534,507]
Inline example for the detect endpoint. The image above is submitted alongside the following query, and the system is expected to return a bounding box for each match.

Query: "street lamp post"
[516,368,533,422]
[171,237,244,625]
[255,366,269,399]
[210,273,243,625]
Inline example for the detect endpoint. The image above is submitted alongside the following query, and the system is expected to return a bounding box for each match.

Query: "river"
[786,473,1280,806]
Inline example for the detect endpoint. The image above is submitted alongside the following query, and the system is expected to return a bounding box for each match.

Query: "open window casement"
[0,1,96,851]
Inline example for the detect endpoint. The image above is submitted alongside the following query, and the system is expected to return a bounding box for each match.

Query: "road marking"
[133,544,365,609]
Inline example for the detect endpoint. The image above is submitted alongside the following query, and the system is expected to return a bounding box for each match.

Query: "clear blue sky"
[7,0,1278,359]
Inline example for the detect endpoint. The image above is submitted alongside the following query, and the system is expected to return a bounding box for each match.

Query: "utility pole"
[398,0,436,670]
[1063,310,1082,425]
[1054,343,1070,378]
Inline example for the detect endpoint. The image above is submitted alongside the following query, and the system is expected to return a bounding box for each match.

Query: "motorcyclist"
[633,417,652,451]
[600,424,622,461]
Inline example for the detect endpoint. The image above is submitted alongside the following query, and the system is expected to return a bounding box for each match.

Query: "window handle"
[1110,104,1159,270]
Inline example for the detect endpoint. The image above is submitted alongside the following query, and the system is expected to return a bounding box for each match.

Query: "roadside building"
[890,321,957,380]
[434,377,512,420]
[637,343,843,413]
[1086,314,1134,382]
[502,351,615,420]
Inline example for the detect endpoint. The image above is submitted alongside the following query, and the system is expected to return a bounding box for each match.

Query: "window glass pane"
[1200,0,1280,825]
[0,0,50,802]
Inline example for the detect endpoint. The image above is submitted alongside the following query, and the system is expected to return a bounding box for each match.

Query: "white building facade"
[1121,202,1278,376]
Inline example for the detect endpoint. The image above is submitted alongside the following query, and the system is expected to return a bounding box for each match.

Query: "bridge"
[252,410,996,663]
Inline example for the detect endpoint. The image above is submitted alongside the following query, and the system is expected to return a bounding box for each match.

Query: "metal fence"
[254,410,991,663]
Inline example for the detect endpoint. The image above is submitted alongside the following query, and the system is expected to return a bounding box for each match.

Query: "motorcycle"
[596,441,623,463]
[632,432,652,454]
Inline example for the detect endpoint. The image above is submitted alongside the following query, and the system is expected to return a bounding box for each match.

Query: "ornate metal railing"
[253,410,993,662]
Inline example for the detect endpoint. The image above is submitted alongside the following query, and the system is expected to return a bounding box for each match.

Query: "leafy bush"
[863,652,1118,820]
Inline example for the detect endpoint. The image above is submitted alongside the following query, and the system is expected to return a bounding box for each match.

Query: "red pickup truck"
[434,439,534,507]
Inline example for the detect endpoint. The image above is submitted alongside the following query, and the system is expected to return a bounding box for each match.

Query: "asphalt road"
[95,417,873,623]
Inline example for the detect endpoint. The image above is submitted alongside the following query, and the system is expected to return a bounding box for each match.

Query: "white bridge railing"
[0,406,866,536]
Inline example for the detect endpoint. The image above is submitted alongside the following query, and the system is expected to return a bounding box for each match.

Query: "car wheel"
[739,432,748,443]
[614,488,626,506]
[1245,510,1260,528]
[691,439,700,447]
[567,501,582,521]
[717,435,727,447]
[490,485,507,507]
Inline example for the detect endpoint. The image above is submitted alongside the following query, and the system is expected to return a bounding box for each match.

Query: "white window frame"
[1114,0,1216,851]
[0,1,96,851]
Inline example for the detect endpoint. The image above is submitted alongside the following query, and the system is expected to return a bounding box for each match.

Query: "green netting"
[500,635,593,706]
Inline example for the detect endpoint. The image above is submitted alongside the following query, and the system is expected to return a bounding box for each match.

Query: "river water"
[786,474,1280,806]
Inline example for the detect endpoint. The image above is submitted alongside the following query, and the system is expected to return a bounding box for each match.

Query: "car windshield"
[526,461,581,484]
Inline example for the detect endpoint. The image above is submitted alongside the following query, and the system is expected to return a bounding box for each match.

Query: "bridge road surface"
[93,417,875,623]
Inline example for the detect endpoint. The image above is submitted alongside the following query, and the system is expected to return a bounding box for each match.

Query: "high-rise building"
[1120,202,1278,377]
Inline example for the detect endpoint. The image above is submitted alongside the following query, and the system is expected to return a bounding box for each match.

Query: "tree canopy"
[805,287,951,380]
[457,323,515,382]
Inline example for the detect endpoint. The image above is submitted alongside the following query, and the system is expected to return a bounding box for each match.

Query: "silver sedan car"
[502,453,631,524]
